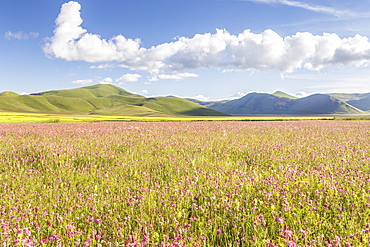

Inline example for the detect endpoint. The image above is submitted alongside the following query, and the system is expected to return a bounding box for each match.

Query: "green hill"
[272,91,298,99]
[35,84,139,98]
[0,91,19,97]
[0,84,227,117]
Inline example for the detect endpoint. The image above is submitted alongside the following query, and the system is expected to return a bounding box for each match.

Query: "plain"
[0,120,369,246]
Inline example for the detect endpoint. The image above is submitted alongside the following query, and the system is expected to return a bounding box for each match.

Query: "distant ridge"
[191,91,364,115]
[0,84,227,117]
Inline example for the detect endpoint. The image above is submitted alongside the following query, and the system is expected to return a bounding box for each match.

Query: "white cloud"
[71,79,94,85]
[228,92,247,100]
[243,0,349,16]
[148,76,159,82]
[142,90,149,95]
[5,31,39,40]
[148,72,199,81]
[116,73,142,84]
[45,1,370,77]
[72,77,112,85]
[98,77,113,84]
[157,73,199,80]
[191,94,210,101]
[90,64,117,69]
[295,91,309,98]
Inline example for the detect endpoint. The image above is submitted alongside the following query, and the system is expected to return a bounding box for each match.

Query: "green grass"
[0,111,334,123]
[334,116,370,120]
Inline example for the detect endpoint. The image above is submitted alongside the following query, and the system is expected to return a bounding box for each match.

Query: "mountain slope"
[205,93,364,115]
[329,93,370,111]
[209,93,293,114]
[0,84,227,116]
[272,91,298,99]
[288,94,363,114]
[33,84,140,98]
[0,91,19,97]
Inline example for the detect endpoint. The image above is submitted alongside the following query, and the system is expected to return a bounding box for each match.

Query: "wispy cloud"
[5,31,39,40]
[71,77,113,85]
[244,0,349,16]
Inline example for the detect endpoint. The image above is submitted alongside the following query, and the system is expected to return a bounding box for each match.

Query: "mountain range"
[0,84,369,116]
[189,91,366,115]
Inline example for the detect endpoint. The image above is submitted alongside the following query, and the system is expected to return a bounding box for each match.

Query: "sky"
[2,0,370,100]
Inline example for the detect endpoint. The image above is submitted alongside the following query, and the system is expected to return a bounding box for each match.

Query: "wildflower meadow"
[0,121,369,246]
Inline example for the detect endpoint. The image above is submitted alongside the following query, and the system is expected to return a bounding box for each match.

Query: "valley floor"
[0,121,370,246]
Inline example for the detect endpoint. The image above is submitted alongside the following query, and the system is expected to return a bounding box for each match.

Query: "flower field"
[0,121,369,246]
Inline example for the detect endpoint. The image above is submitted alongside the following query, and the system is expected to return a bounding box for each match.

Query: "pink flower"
[277,218,284,224]
[142,235,150,243]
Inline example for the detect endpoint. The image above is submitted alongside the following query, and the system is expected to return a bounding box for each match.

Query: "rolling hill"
[0,84,227,117]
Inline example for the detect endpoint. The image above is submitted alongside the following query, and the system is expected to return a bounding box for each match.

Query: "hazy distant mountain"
[328,93,370,111]
[0,84,227,117]
[192,92,364,115]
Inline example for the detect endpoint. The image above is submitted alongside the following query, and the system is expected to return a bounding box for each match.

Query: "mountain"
[1,85,367,116]
[197,92,364,115]
[0,84,227,117]
[328,93,370,111]
[289,94,363,114]
[208,93,292,114]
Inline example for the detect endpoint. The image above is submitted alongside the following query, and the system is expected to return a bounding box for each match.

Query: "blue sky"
[2,0,370,100]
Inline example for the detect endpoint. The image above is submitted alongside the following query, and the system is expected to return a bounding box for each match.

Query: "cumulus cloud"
[116,73,142,84]
[5,31,39,40]
[45,1,370,77]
